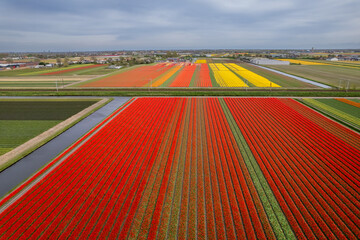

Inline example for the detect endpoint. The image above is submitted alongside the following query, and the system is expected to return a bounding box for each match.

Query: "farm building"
[326,57,339,61]
[250,58,290,65]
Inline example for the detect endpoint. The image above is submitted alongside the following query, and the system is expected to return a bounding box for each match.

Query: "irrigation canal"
[0,97,130,198]
[252,64,332,89]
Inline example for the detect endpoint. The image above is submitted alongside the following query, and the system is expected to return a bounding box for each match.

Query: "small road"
[0,97,130,198]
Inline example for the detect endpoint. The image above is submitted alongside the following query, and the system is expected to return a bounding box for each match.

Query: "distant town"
[1,49,359,70]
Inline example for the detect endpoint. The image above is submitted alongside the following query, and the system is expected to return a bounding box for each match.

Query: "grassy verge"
[0,98,104,102]
[0,98,112,172]
[188,65,199,87]
[1,89,360,97]
[208,66,220,87]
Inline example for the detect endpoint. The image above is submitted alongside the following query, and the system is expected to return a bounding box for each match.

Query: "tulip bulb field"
[79,63,316,88]
[0,97,359,239]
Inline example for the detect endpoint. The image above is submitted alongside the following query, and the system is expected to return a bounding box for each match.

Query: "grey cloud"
[0,0,359,51]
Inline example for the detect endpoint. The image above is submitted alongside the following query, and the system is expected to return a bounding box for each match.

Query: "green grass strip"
[161,66,184,87]
[208,64,220,87]
[189,65,200,87]
[219,99,296,240]
[166,101,191,239]
[224,65,256,87]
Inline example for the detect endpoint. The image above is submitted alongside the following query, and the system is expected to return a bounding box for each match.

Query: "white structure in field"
[250,58,290,65]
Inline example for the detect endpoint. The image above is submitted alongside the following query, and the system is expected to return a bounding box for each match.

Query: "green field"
[20,64,94,76]
[316,99,360,117]
[300,98,360,130]
[0,65,89,77]
[302,59,360,69]
[237,63,319,88]
[265,64,360,89]
[0,81,77,88]
[0,100,98,156]
[0,66,128,89]
[0,64,110,77]
[0,121,59,155]
[0,72,103,89]
[0,68,46,77]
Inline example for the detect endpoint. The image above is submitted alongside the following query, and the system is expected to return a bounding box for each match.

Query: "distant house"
[326,57,339,61]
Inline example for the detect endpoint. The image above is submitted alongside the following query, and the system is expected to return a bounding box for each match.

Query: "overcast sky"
[1,0,359,52]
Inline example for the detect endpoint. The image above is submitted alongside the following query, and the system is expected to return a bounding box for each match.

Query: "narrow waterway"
[251,64,332,88]
[0,97,130,198]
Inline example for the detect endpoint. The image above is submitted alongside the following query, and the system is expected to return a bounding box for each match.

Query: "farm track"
[0,97,359,239]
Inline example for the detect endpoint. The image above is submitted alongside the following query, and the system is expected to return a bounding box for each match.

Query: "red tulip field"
[79,62,318,88]
[0,97,359,239]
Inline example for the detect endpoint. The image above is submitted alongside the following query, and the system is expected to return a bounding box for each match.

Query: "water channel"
[0,97,130,198]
